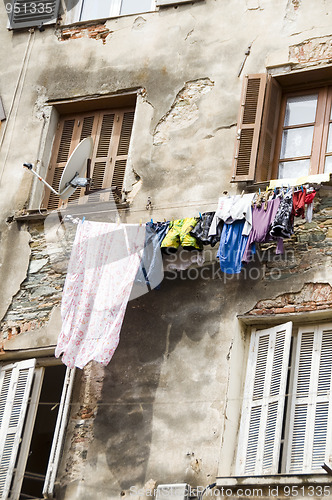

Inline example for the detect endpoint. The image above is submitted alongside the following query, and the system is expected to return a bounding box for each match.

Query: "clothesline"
[55,185,317,369]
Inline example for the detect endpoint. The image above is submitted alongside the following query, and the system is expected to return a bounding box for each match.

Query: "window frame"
[0,358,75,500]
[272,86,332,179]
[73,0,156,23]
[235,321,332,477]
[44,105,136,210]
[232,70,332,184]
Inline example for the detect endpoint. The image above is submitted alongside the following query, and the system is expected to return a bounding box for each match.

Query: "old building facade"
[2,0,332,499]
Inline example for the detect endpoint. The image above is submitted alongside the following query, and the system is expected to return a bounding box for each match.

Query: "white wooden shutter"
[0,359,37,500]
[286,324,332,473]
[9,367,44,500]
[42,367,75,498]
[9,0,60,29]
[236,322,292,475]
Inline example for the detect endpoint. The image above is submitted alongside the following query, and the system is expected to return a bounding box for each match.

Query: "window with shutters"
[236,321,332,476]
[69,0,156,22]
[44,107,135,211]
[232,73,332,183]
[0,359,75,500]
[8,0,60,29]
[64,0,202,23]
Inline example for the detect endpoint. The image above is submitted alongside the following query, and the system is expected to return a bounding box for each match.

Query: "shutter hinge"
[237,129,241,140]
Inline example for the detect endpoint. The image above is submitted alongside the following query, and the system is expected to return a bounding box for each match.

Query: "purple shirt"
[242,198,282,263]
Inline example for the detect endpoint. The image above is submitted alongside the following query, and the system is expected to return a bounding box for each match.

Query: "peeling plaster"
[57,24,113,43]
[132,16,146,30]
[34,86,52,121]
[0,223,31,323]
[153,78,214,146]
[247,282,332,316]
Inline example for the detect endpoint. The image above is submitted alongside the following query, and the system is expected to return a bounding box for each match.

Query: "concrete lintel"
[238,309,332,326]
[216,473,331,488]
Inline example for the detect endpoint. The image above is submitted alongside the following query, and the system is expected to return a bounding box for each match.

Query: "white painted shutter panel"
[286,324,332,473]
[156,0,201,5]
[236,322,292,475]
[9,0,60,29]
[42,367,75,498]
[0,359,36,500]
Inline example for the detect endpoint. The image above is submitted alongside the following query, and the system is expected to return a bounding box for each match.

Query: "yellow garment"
[161,218,202,250]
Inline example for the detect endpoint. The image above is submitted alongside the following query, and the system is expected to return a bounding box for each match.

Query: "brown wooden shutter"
[45,118,76,210]
[45,107,135,209]
[45,112,98,210]
[87,108,135,203]
[256,76,282,182]
[232,74,267,182]
[68,114,97,204]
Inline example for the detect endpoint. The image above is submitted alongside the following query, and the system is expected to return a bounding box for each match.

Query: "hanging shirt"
[270,190,294,239]
[305,190,316,223]
[189,211,222,247]
[209,193,255,237]
[242,198,281,263]
[134,223,164,295]
[55,221,146,369]
[217,220,248,274]
[293,187,307,218]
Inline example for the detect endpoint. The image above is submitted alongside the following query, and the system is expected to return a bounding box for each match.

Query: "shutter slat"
[312,402,329,469]
[80,116,95,141]
[232,74,267,182]
[256,76,281,182]
[57,120,75,164]
[112,159,127,194]
[236,322,292,475]
[10,0,60,29]
[117,111,134,155]
[287,324,332,473]
[96,114,115,157]
[47,166,64,210]
[67,115,96,204]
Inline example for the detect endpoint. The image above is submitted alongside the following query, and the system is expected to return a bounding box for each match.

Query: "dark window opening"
[19,365,66,500]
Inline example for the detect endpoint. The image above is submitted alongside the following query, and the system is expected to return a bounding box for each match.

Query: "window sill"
[60,10,156,29]
[14,201,130,222]
[216,474,332,495]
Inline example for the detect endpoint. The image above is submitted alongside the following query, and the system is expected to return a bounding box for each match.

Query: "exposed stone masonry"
[0,221,67,339]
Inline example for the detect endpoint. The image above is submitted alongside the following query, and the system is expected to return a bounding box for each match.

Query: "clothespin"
[82,216,85,224]
[151,218,153,223]
[241,190,244,197]
[164,218,166,223]
[259,188,261,195]
[139,218,142,226]
[199,212,202,220]
[116,216,120,225]
[301,185,304,192]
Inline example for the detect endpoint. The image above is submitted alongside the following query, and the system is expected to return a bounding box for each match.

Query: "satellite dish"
[23,137,93,200]
[58,137,93,199]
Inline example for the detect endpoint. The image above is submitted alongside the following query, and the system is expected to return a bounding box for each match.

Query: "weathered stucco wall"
[2,0,332,498]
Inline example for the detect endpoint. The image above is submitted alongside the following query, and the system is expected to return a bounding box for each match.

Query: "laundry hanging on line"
[57,184,318,368]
